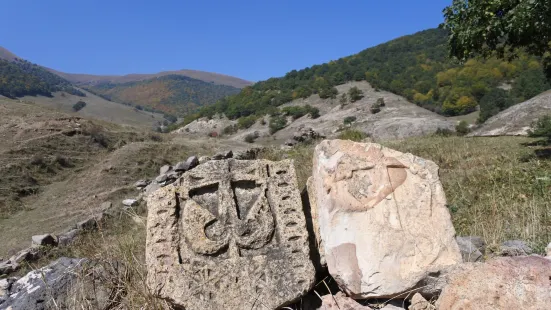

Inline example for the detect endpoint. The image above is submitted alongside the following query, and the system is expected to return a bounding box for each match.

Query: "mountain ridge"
[0,45,252,89]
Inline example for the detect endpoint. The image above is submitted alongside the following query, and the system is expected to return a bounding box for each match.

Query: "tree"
[443,0,551,78]
[478,88,513,123]
[348,87,364,102]
[72,100,86,112]
[528,115,551,142]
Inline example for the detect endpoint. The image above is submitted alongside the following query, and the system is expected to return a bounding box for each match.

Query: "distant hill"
[191,28,549,124]
[0,58,85,98]
[0,45,250,117]
[84,75,241,116]
[55,69,252,89]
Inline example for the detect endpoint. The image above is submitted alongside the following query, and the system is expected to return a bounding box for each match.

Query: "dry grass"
[384,135,551,253]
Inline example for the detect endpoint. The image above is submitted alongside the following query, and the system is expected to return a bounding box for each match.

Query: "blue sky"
[1,0,451,82]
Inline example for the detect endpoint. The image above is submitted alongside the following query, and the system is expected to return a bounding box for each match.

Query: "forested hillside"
[0,59,85,98]
[191,28,549,124]
[85,75,241,116]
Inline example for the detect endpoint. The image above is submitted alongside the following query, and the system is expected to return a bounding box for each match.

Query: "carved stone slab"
[146,159,315,310]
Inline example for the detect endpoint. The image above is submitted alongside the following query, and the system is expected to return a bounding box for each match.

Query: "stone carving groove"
[146,159,315,310]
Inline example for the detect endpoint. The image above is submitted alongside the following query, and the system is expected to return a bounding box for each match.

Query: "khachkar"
[146,159,315,309]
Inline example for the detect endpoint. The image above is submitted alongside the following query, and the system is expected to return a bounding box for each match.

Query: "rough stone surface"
[134,179,150,188]
[99,201,112,211]
[174,155,199,171]
[155,174,168,183]
[58,229,79,246]
[31,234,57,246]
[437,256,551,310]
[212,150,233,160]
[308,140,462,299]
[318,292,373,310]
[0,257,86,310]
[198,156,211,164]
[146,159,315,309]
[456,236,484,262]
[409,293,435,310]
[497,239,532,256]
[144,182,161,198]
[159,164,172,175]
[122,199,138,207]
[382,305,406,310]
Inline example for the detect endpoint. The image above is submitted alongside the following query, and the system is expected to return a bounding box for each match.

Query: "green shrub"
[281,105,320,120]
[376,97,385,107]
[237,115,257,129]
[337,129,368,141]
[72,100,86,112]
[455,120,471,136]
[529,114,551,142]
[348,87,364,102]
[435,127,454,137]
[223,124,238,135]
[339,93,348,105]
[269,116,288,134]
[244,132,258,143]
[343,116,357,125]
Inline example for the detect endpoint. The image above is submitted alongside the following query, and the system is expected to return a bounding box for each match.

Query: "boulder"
[31,234,58,246]
[0,261,17,275]
[134,179,150,188]
[155,174,168,183]
[308,140,462,298]
[497,239,532,256]
[99,201,112,211]
[144,182,161,198]
[159,164,172,175]
[437,256,551,310]
[58,229,79,246]
[318,292,373,309]
[198,156,211,164]
[0,257,87,310]
[174,156,199,172]
[456,236,484,262]
[122,199,138,207]
[76,217,98,231]
[212,150,233,160]
[146,159,315,309]
[409,293,435,310]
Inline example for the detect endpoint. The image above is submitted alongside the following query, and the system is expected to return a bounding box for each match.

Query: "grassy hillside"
[190,28,549,125]
[85,75,241,116]
[0,59,85,98]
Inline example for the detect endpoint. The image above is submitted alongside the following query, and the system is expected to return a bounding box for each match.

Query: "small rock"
[76,217,98,231]
[10,247,39,264]
[198,156,210,164]
[409,293,435,310]
[173,161,187,172]
[134,179,150,188]
[122,199,138,207]
[166,171,180,180]
[155,174,168,183]
[0,261,18,275]
[212,150,233,160]
[31,234,58,246]
[456,236,484,262]
[99,201,112,211]
[159,165,172,175]
[144,182,161,198]
[381,305,405,310]
[0,278,10,298]
[318,292,373,310]
[546,242,551,257]
[58,229,79,246]
[498,239,532,256]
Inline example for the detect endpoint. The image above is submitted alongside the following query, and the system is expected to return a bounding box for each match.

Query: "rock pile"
[285,126,324,147]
